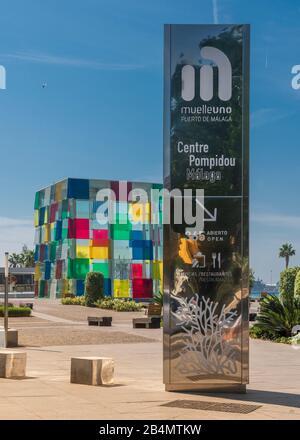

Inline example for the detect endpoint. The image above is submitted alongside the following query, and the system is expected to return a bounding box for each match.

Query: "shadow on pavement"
[176,389,300,409]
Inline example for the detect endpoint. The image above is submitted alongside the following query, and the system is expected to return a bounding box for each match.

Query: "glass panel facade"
[34,178,163,299]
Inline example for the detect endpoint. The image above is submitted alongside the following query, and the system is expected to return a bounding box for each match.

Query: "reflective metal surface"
[163,24,250,392]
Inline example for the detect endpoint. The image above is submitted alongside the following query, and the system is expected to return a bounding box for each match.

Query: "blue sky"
[0,0,300,282]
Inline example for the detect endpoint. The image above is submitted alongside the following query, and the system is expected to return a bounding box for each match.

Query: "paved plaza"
[0,300,299,420]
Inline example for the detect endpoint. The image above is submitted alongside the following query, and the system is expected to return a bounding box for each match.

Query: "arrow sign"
[196,198,218,222]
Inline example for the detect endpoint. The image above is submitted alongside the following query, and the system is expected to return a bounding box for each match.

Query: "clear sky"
[0,0,300,283]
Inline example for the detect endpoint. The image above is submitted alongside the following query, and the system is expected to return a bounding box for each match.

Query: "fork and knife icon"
[212,252,221,269]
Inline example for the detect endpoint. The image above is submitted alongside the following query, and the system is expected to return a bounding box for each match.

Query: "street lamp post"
[4,252,9,348]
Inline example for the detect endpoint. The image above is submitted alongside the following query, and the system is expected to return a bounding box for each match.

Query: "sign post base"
[165,383,247,393]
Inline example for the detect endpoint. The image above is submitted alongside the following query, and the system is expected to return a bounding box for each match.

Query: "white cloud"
[251,213,300,229]
[0,217,34,260]
[1,52,144,71]
[251,107,292,128]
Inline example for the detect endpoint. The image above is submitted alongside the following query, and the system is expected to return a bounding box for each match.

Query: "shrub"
[61,296,86,306]
[279,267,300,302]
[112,300,144,312]
[95,298,115,310]
[85,272,104,307]
[95,298,144,312]
[153,291,163,307]
[0,306,31,317]
[291,332,300,348]
[254,294,300,338]
[249,323,274,340]
[294,270,300,298]
[250,323,294,344]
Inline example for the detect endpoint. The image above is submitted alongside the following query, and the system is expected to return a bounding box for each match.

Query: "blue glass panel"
[55,220,62,240]
[104,278,112,296]
[44,261,51,280]
[76,279,85,296]
[67,178,89,200]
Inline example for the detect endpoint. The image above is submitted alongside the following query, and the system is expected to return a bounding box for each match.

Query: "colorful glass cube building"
[34,178,163,300]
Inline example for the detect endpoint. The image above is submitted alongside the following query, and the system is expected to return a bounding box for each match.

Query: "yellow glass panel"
[129,203,150,223]
[34,264,41,281]
[34,210,39,227]
[44,208,49,224]
[113,280,130,297]
[44,224,50,243]
[50,223,55,241]
[153,260,163,280]
[76,245,90,258]
[61,279,69,294]
[90,246,109,259]
[55,181,63,202]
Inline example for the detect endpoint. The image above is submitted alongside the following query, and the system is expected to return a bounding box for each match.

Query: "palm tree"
[21,245,34,268]
[279,243,296,269]
[8,245,35,268]
[8,253,23,268]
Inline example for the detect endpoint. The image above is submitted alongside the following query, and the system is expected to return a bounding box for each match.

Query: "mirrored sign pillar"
[163,24,250,392]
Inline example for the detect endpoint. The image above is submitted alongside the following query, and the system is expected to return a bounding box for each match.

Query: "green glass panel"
[39,280,49,298]
[111,228,130,240]
[93,262,109,278]
[68,258,90,280]
[61,199,69,219]
[50,242,57,262]
[67,258,74,279]
[34,192,40,209]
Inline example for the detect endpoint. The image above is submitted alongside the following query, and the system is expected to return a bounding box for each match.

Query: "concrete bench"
[133,316,161,329]
[0,350,26,378]
[146,303,162,317]
[70,357,114,386]
[87,316,112,327]
[133,303,162,329]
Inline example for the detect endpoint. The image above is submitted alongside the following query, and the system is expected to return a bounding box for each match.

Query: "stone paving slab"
[0,339,299,420]
[18,326,157,347]
[33,299,146,323]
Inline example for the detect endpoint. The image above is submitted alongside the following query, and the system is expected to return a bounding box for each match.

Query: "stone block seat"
[0,328,18,347]
[0,350,27,378]
[70,357,114,386]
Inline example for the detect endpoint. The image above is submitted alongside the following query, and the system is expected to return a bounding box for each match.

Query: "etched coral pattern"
[172,294,238,376]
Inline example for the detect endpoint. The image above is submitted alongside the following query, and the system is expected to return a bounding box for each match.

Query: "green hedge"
[61,296,86,305]
[294,270,300,298]
[0,306,32,317]
[95,298,144,312]
[279,267,300,302]
[250,324,292,344]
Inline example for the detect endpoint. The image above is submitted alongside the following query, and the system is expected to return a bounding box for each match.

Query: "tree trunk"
[286,256,289,269]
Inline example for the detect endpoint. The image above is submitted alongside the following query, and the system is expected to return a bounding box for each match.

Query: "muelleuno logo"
[181,46,232,102]
[0,65,6,89]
